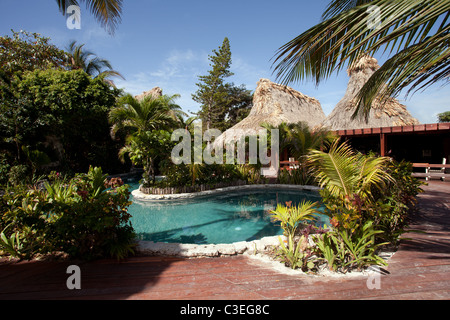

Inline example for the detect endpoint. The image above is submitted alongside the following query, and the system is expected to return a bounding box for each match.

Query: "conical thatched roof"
[135,87,163,101]
[321,56,419,131]
[214,78,326,146]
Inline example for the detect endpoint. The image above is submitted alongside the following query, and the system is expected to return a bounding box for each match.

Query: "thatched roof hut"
[213,78,326,146]
[321,56,419,130]
[135,87,163,101]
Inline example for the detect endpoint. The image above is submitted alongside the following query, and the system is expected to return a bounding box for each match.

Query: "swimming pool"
[127,182,328,245]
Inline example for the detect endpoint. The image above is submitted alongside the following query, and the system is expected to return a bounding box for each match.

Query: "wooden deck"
[0,180,449,301]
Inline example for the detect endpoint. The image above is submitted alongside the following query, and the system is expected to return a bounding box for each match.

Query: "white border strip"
[131,184,321,201]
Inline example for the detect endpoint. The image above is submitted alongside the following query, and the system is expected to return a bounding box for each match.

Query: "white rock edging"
[136,235,285,258]
[132,184,321,201]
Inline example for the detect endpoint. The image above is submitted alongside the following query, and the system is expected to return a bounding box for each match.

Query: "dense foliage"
[271,141,424,273]
[438,111,450,123]
[0,167,135,261]
[0,30,67,78]
[0,68,125,182]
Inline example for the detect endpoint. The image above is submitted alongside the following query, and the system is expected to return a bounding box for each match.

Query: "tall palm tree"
[158,93,188,123]
[67,41,124,81]
[109,94,177,137]
[56,0,123,35]
[272,0,450,119]
[109,94,178,183]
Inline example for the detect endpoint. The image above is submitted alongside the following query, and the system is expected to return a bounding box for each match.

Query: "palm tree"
[109,94,177,136]
[307,140,392,204]
[56,0,123,35]
[262,122,336,160]
[272,0,450,119]
[109,94,178,183]
[67,41,124,81]
[158,93,188,122]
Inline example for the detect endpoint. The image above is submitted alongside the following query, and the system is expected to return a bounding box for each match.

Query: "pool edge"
[136,235,287,258]
[131,184,321,201]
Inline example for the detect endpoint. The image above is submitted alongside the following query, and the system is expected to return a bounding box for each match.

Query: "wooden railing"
[279,160,300,172]
[412,163,450,180]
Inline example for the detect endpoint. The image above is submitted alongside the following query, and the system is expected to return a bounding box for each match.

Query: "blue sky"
[0,0,448,123]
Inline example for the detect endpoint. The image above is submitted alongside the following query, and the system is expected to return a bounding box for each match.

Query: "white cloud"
[115,49,210,115]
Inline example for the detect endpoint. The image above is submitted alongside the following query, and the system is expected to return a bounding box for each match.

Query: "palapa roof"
[214,78,326,146]
[321,56,420,131]
[135,87,163,101]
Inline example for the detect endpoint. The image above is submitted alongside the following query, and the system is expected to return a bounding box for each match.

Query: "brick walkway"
[0,180,449,300]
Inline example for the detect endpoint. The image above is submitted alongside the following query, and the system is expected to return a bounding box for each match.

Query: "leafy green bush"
[0,167,135,261]
[270,201,320,270]
[314,221,388,273]
[278,166,317,185]
[302,141,424,272]
[370,159,425,243]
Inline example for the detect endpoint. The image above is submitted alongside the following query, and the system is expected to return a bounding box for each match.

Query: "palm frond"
[272,0,450,117]
[56,0,123,35]
[308,140,359,197]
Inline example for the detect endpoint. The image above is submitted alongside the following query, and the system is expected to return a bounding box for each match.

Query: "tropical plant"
[270,201,321,271]
[314,231,339,271]
[0,30,67,78]
[263,122,336,161]
[314,220,388,272]
[110,93,179,183]
[371,159,425,243]
[56,0,123,35]
[272,0,450,119]
[0,166,135,261]
[270,200,320,239]
[158,93,188,122]
[119,130,172,184]
[67,41,124,81]
[0,230,23,260]
[109,94,177,136]
[276,234,316,271]
[308,139,392,204]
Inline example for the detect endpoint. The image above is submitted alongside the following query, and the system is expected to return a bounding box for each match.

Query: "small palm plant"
[307,139,393,230]
[270,200,320,270]
[270,200,320,239]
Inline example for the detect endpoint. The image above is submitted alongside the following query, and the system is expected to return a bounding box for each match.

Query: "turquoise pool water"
[127,182,328,245]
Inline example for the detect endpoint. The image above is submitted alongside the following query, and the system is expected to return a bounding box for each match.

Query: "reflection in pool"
[127,183,328,245]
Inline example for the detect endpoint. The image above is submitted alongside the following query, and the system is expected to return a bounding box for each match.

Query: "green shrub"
[0,166,135,261]
[314,220,388,273]
[270,201,320,271]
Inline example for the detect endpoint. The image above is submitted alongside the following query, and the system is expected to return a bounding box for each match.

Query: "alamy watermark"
[66,5,81,30]
[366,5,381,30]
[66,265,81,290]
[366,265,382,290]
[170,122,280,175]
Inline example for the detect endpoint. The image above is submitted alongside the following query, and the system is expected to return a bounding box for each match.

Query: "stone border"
[132,183,321,201]
[132,184,321,258]
[136,235,284,258]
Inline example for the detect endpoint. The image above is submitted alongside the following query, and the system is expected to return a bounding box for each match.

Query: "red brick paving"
[0,180,449,300]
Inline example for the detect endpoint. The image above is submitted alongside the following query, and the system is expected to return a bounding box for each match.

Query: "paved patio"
[0,180,449,300]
